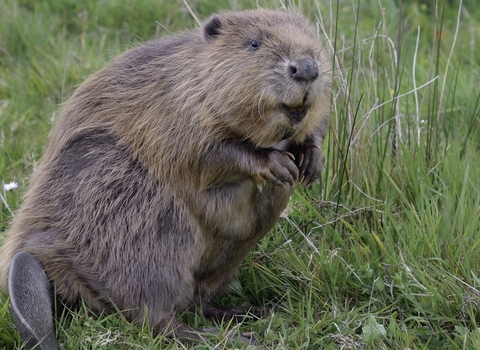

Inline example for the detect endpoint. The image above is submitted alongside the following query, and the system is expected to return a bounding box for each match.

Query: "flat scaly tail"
[8,251,58,350]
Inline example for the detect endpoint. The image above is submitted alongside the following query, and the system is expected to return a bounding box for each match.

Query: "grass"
[1,0,479,348]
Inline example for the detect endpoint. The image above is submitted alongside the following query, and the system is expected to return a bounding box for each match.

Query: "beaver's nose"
[288,57,319,83]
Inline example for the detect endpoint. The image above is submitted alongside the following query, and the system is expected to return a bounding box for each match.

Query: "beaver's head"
[201,10,332,148]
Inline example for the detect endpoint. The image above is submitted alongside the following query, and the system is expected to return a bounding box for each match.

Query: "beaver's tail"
[8,251,58,350]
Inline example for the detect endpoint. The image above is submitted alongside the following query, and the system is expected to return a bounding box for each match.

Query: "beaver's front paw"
[297,145,324,188]
[256,150,299,187]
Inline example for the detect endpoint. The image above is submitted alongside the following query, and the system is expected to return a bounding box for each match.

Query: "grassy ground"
[1,0,479,349]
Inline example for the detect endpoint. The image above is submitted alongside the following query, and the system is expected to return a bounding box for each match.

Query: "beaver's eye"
[249,39,260,50]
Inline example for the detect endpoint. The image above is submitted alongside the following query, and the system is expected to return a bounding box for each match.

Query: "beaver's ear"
[204,16,222,41]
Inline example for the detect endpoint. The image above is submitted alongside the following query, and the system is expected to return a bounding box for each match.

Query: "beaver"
[0,8,332,348]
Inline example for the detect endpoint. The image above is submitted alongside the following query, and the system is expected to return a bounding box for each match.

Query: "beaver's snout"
[287,56,319,83]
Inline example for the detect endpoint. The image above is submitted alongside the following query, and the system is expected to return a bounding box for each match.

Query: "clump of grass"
[1,0,479,349]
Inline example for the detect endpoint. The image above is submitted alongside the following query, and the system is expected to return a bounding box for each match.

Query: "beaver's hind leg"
[155,313,260,346]
[8,251,58,350]
[202,303,268,321]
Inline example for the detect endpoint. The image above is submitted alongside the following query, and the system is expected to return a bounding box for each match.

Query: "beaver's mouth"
[281,103,308,124]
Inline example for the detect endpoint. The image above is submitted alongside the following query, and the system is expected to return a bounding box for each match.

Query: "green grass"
[1,0,480,348]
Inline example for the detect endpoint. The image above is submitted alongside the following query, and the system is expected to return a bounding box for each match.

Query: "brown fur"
[0,9,331,342]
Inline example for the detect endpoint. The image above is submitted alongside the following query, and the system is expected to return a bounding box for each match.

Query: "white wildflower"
[3,182,18,191]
